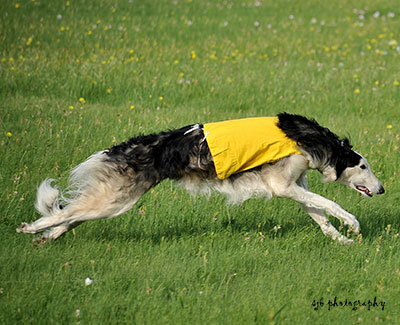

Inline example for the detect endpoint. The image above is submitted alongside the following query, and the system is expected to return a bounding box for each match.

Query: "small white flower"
[254,21,260,27]
[373,11,380,18]
[85,277,93,286]
[57,14,62,20]
[289,15,294,20]
[311,18,317,24]
[359,15,365,20]
[222,21,229,27]
[388,12,395,18]
[187,20,193,26]
[76,309,81,316]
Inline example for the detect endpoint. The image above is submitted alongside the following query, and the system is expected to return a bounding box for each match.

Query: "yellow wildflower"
[68,105,74,110]
[354,89,360,94]
[387,125,393,129]
[107,88,112,94]
[191,50,196,59]
[15,3,20,8]
[393,81,399,86]
[79,97,86,104]
[130,105,135,110]
[6,132,12,137]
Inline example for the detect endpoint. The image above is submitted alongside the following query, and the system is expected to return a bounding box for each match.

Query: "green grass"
[1,0,400,323]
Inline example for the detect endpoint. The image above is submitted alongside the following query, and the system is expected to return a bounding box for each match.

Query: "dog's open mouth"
[356,185,372,197]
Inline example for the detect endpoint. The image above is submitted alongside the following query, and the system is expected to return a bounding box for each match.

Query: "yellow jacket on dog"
[204,117,301,179]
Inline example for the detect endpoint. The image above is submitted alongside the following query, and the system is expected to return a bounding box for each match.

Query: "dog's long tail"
[35,179,62,218]
[34,152,108,218]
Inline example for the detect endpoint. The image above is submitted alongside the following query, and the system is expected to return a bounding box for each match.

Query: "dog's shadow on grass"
[74,202,400,245]
[79,205,310,245]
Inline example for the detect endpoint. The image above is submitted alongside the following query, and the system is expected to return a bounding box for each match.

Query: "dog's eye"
[360,164,367,170]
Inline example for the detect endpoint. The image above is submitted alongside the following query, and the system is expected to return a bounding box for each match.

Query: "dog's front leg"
[296,173,354,243]
[302,206,354,244]
[284,185,360,235]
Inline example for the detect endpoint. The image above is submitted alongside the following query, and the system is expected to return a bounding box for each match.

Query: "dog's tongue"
[356,185,372,197]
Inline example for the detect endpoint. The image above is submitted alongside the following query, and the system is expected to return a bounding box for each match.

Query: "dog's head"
[336,152,385,197]
[322,146,385,197]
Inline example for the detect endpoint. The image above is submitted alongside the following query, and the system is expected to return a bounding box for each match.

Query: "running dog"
[17,113,384,244]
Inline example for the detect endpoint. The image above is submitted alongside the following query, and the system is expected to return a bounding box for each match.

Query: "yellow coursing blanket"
[203,117,301,179]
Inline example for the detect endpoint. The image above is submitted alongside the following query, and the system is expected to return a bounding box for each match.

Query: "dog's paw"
[16,222,35,234]
[32,236,49,246]
[350,221,360,235]
[337,235,354,245]
[344,220,360,235]
[16,222,29,233]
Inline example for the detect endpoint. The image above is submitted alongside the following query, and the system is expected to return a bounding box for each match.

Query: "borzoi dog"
[17,113,384,244]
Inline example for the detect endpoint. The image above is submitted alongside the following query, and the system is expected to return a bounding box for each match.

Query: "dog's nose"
[377,186,385,195]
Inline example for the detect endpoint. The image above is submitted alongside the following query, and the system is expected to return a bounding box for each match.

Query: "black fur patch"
[277,113,361,178]
[105,125,215,182]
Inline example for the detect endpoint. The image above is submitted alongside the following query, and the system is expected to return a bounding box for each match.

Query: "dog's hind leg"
[17,182,148,235]
[32,222,82,244]
[18,169,156,237]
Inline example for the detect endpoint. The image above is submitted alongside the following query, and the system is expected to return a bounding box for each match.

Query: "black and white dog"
[17,113,384,244]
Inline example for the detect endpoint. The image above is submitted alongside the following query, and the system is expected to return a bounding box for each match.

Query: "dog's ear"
[340,138,352,149]
[321,166,337,183]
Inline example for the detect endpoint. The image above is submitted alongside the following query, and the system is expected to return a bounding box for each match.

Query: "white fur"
[35,179,61,218]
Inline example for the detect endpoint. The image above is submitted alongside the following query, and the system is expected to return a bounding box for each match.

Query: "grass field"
[1,0,400,323]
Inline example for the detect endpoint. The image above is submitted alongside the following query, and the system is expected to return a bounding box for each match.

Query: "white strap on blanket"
[184,123,201,135]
